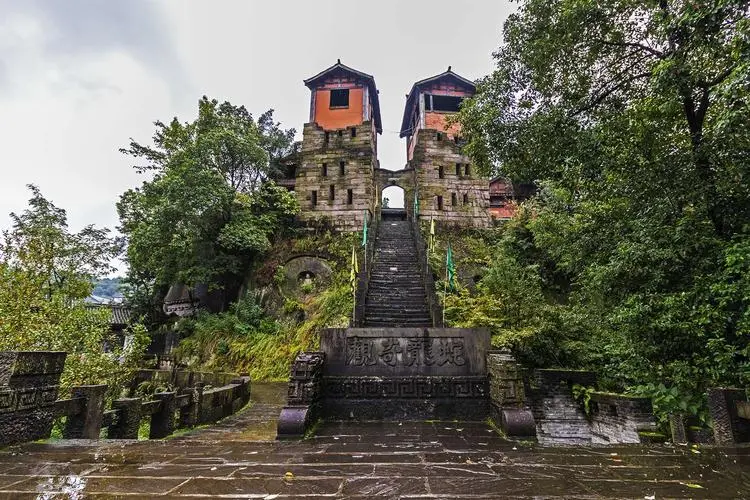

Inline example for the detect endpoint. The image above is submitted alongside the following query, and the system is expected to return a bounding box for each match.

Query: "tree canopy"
[117,97,300,315]
[457,0,750,423]
[0,186,147,395]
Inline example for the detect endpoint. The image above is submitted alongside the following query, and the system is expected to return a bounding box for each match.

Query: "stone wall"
[529,369,596,446]
[296,121,377,231]
[410,128,490,228]
[589,393,658,444]
[318,327,491,420]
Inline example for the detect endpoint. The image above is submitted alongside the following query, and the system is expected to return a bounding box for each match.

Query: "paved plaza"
[0,383,748,499]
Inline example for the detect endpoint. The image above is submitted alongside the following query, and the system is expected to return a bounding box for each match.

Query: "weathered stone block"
[321,328,489,377]
[150,391,177,438]
[63,384,107,439]
[0,352,67,446]
[708,387,750,445]
[109,397,142,439]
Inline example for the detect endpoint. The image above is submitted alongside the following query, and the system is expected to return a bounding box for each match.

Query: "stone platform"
[1,383,749,498]
[319,328,491,421]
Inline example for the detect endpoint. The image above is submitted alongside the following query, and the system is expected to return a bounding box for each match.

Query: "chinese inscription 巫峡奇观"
[345,336,466,367]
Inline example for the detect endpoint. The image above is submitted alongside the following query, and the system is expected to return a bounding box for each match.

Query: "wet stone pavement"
[1,383,749,499]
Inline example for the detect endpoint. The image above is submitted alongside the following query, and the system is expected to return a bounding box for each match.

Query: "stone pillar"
[150,391,177,438]
[179,383,203,428]
[670,413,688,444]
[486,350,535,437]
[109,397,142,439]
[708,388,750,445]
[63,384,107,439]
[277,352,325,439]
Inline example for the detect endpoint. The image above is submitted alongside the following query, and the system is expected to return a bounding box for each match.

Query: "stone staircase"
[364,219,433,327]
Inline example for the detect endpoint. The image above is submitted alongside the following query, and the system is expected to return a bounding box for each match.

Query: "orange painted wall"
[314,88,364,130]
[425,112,462,137]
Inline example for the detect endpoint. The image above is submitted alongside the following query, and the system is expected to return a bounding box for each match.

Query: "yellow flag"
[350,245,358,294]
[429,217,436,252]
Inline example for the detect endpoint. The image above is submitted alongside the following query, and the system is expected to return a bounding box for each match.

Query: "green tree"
[458,0,750,421]
[0,186,148,396]
[118,98,300,316]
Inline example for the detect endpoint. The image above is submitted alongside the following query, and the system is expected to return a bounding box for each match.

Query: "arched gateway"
[280,61,491,228]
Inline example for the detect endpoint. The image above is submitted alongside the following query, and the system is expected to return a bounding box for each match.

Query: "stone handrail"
[353,208,379,327]
[277,351,325,439]
[0,351,251,446]
[409,215,443,327]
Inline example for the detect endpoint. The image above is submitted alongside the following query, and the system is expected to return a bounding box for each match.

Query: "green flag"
[413,190,420,219]
[361,211,368,248]
[446,242,456,292]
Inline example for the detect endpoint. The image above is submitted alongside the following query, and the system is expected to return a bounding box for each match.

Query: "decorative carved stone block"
[63,384,107,439]
[708,388,750,445]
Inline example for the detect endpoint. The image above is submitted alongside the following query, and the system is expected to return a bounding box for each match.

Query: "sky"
[0,0,514,258]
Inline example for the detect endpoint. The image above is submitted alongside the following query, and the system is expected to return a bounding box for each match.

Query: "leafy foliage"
[0,186,148,398]
[117,97,300,317]
[453,0,750,424]
[173,231,356,380]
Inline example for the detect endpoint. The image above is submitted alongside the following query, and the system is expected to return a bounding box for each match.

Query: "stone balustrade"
[0,351,251,447]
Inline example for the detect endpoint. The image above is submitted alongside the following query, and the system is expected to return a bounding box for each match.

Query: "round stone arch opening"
[374,169,417,218]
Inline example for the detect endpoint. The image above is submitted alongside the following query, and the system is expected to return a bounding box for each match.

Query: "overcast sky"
[0,0,513,253]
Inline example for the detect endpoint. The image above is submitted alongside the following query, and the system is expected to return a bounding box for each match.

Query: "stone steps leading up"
[363,220,432,328]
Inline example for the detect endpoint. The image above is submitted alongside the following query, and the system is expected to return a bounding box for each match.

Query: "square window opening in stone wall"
[339,161,345,176]
[451,193,457,206]
[437,195,444,211]
[431,94,463,112]
[322,163,328,177]
[438,166,444,179]
[456,163,461,176]
[436,132,443,141]
[465,164,471,176]
[338,130,343,138]
[329,184,335,201]
[311,190,317,207]
[351,127,357,138]
[347,189,353,204]
[463,193,469,205]
[330,89,349,108]
[324,131,330,144]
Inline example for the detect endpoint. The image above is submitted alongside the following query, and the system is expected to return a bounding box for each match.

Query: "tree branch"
[571,72,652,117]
[594,39,666,59]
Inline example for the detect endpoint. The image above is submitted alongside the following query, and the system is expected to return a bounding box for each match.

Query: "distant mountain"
[92,277,124,300]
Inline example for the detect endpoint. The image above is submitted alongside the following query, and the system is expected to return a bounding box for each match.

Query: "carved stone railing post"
[63,384,107,439]
[109,397,142,439]
[0,351,67,446]
[708,388,750,445]
[150,391,177,438]
[277,351,325,439]
[670,413,688,444]
[486,350,535,436]
[179,382,204,428]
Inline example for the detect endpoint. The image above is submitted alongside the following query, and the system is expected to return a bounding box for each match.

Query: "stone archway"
[374,168,416,218]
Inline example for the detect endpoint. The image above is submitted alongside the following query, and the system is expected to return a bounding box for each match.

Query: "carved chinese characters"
[346,336,466,367]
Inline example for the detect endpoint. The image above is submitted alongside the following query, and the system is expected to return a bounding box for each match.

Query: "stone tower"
[400,68,490,227]
[296,61,382,231]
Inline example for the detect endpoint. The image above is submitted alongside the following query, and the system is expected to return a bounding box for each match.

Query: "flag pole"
[443,255,448,326]
[352,244,356,325]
